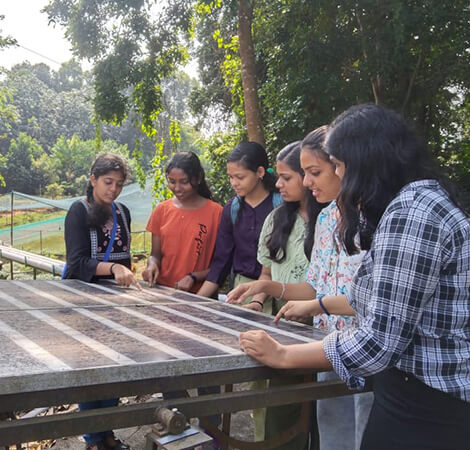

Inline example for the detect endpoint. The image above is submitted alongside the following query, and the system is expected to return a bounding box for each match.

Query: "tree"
[2,133,48,193]
[238,0,265,145]
[48,135,133,196]
[44,1,193,130]
[44,0,470,193]
[0,15,16,50]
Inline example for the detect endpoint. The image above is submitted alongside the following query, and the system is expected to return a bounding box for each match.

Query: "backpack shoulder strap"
[230,196,240,225]
[272,192,283,208]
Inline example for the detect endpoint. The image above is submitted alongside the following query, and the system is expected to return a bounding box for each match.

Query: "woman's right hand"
[242,302,263,312]
[142,263,159,287]
[113,264,142,290]
[227,280,268,304]
[274,300,317,324]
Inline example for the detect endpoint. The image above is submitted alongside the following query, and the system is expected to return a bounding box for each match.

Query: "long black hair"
[227,141,278,221]
[165,151,212,199]
[300,126,332,258]
[325,103,466,254]
[265,142,303,263]
[86,153,129,228]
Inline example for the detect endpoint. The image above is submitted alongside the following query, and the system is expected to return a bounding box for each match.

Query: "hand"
[239,330,286,368]
[274,300,317,324]
[242,302,263,312]
[113,264,142,290]
[175,274,194,292]
[142,263,159,287]
[227,280,267,304]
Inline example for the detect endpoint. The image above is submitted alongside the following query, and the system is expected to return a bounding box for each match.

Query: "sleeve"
[206,201,235,286]
[257,210,274,267]
[146,203,163,235]
[122,203,131,229]
[64,202,99,282]
[323,204,442,390]
[306,217,323,290]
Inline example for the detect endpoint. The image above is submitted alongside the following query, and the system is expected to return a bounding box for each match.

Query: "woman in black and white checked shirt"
[236,104,470,450]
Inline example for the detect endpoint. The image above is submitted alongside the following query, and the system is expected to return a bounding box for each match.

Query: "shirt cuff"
[323,331,366,391]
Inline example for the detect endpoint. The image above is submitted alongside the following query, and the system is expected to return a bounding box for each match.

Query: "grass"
[0,208,66,230]
[0,208,151,279]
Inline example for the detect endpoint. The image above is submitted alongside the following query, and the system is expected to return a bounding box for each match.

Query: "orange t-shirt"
[146,198,223,292]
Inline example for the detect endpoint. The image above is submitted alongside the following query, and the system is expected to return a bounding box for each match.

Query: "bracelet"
[109,263,117,277]
[250,300,264,309]
[318,295,331,316]
[188,273,197,283]
[278,282,286,301]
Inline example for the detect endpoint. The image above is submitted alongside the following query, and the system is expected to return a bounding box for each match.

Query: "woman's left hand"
[239,330,286,368]
[175,275,194,292]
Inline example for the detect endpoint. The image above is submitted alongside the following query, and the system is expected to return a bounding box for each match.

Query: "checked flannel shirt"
[323,180,470,403]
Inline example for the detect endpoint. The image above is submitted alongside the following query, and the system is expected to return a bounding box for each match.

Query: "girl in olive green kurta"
[242,140,327,449]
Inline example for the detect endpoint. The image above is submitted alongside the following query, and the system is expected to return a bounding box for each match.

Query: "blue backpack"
[230,192,283,225]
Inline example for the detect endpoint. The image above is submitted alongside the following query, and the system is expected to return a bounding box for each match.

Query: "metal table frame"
[0,281,363,445]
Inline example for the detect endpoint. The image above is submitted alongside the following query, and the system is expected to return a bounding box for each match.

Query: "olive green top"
[257,209,309,312]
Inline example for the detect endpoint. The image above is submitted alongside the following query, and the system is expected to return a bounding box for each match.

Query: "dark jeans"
[79,398,119,445]
[361,368,470,450]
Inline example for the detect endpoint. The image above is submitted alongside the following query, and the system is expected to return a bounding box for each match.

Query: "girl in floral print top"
[306,199,364,333]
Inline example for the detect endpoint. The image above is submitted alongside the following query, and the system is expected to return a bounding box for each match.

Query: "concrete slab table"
[0,279,353,445]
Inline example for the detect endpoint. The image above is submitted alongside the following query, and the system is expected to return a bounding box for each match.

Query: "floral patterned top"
[306,201,365,333]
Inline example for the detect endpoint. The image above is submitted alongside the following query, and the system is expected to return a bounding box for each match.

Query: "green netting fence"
[0,180,154,261]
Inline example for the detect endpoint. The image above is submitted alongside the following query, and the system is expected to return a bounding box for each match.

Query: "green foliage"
[3,133,48,193]
[0,61,198,195]
[45,0,205,200]
[192,0,470,190]
[253,0,470,155]
[189,1,238,128]
[44,182,65,199]
[0,87,18,131]
[199,130,243,204]
[150,139,172,203]
[49,135,134,196]
[437,101,470,188]
[169,119,181,150]
[217,34,244,121]
[0,15,17,49]
[1,62,95,152]
[43,0,470,199]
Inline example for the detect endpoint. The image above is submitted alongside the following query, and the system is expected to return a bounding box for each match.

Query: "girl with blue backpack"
[197,141,281,313]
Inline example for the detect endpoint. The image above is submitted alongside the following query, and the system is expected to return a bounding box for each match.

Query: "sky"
[0,1,198,76]
[1,0,75,69]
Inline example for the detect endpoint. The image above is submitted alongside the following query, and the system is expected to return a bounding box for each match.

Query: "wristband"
[109,263,117,277]
[188,273,197,283]
[278,282,286,301]
[250,300,264,309]
[318,295,330,316]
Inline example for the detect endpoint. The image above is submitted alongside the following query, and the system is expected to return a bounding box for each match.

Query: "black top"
[206,194,276,285]
[64,199,131,282]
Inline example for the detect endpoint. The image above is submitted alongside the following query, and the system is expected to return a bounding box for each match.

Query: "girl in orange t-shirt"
[143,152,222,293]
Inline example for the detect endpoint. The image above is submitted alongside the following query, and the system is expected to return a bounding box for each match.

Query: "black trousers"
[361,368,470,450]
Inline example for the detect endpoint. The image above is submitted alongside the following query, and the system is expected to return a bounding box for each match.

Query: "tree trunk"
[238,0,265,146]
